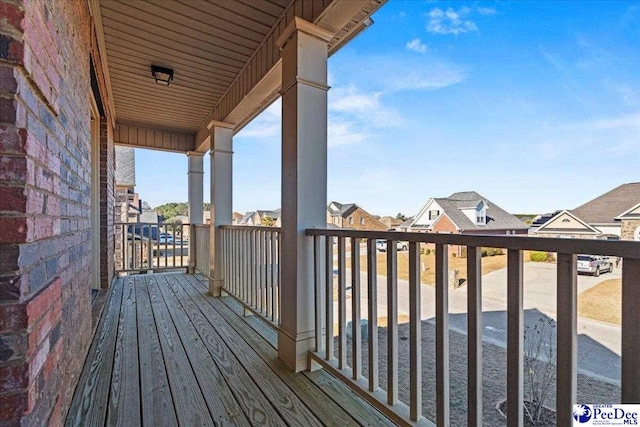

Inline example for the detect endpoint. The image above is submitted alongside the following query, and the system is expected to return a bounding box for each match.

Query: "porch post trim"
[275,17,334,49]
[278,18,335,372]
[209,123,234,296]
[187,152,204,274]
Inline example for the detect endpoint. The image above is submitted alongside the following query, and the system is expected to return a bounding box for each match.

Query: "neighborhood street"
[339,261,622,384]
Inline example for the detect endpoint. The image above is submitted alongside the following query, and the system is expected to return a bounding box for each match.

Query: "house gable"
[411,199,443,227]
[431,213,459,233]
[616,201,640,220]
[534,210,599,235]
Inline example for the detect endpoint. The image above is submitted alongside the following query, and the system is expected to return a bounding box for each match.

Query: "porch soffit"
[97,0,385,152]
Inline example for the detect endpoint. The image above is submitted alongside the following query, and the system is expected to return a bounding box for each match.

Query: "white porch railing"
[219,225,281,328]
[115,222,190,273]
[193,224,210,277]
[306,229,640,427]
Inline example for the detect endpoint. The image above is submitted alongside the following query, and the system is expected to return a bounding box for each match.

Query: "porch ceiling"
[99,0,289,133]
[95,0,386,152]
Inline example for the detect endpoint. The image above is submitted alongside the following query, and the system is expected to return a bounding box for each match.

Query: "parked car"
[577,255,613,277]
[158,233,174,243]
[376,239,408,252]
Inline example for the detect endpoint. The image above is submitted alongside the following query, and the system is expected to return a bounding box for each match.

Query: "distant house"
[239,209,281,227]
[115,146,140,222]
[378,216,403,230]
[409,191,528,235]
[202,211,243,225]
[326,202,387,231]
[534,182,640,241]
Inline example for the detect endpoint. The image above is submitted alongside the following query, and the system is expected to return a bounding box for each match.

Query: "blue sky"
[135,0,639,217]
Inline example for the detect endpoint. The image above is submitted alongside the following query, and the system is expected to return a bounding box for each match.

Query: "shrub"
[530,251,548,262]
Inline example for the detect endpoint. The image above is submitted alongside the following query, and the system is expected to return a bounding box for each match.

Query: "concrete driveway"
[338,261,622,384]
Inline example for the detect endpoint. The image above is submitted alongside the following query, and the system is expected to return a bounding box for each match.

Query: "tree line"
[155,202,211,220]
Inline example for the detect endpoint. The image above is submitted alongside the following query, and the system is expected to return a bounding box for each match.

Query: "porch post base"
[208,278,223,297]
[187,266,196,274]
[278,330,315,373]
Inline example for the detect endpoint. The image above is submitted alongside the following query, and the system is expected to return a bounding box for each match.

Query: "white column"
[276,17,333,372]
[209,122,234,296]
[187,152,204,273]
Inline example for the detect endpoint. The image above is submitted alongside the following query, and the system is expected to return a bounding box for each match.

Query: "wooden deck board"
[174,274,322,427]
[107,276,141,426]
[188,274,396,427]
[145,275,215,426]
[67,272,396,426]
[66,277,124,427]
[135,275,177,427]
[153,274,251,426]
[165,274,287,426]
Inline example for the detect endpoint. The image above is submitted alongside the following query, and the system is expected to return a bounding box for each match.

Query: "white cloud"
[328,86,404,147]
[328,122,370,147]
[236,99,281,139]
[329,86,403,128]
[387,66,467,91]
[477,7,496,16]
[427,7,478,35]
[406,38,428,53]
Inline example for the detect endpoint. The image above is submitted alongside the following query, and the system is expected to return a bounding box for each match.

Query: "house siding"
[621,219,640,241]
[0,0,113,424]
[344,207,386,231]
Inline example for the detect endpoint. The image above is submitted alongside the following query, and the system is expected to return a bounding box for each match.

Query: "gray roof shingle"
[433,191,527,231]
[328,201,357,217]
[571,182,640,224]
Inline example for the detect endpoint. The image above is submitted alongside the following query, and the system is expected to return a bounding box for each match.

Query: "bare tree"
[523,317,557,425]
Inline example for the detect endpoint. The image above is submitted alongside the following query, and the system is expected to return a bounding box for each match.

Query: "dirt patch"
[335,322,619,425]
[578,279,621,325]
[361,251,510,286]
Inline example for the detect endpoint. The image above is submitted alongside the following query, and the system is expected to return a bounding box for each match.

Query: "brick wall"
[0,0,113,424]
[343,207,387,231]
[99,118,115,288]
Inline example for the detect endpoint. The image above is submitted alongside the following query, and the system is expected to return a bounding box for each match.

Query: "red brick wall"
[431,214,458,233]
[99,118,115,288]
[0,0,112,424]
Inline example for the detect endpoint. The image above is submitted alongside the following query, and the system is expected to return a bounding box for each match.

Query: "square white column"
[187,152,204,273]
[276,17,334,372]
[209,122,234,296]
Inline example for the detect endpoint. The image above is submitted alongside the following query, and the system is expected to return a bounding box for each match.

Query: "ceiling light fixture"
[151,65,174,85]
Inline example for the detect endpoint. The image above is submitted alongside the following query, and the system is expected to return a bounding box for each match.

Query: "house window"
[428,210,440,220]
[349,217,353,225]
[359,218,365,225]
[477,216,485,224]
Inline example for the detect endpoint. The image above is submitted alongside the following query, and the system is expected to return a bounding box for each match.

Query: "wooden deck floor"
[66,272,394,426]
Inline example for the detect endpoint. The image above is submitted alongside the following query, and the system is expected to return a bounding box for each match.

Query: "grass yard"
[578,278,621,325]
[360,250,509,286]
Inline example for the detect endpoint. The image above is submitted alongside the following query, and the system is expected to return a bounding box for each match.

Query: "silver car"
[577,255,613,277]
[376,239,408,252]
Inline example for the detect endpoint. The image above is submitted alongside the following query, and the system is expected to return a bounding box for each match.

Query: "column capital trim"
[209,148,234,155]
[207,120,235,130]
[186,151,205,157]
[275,17,335,50]
[281,77,330,96]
